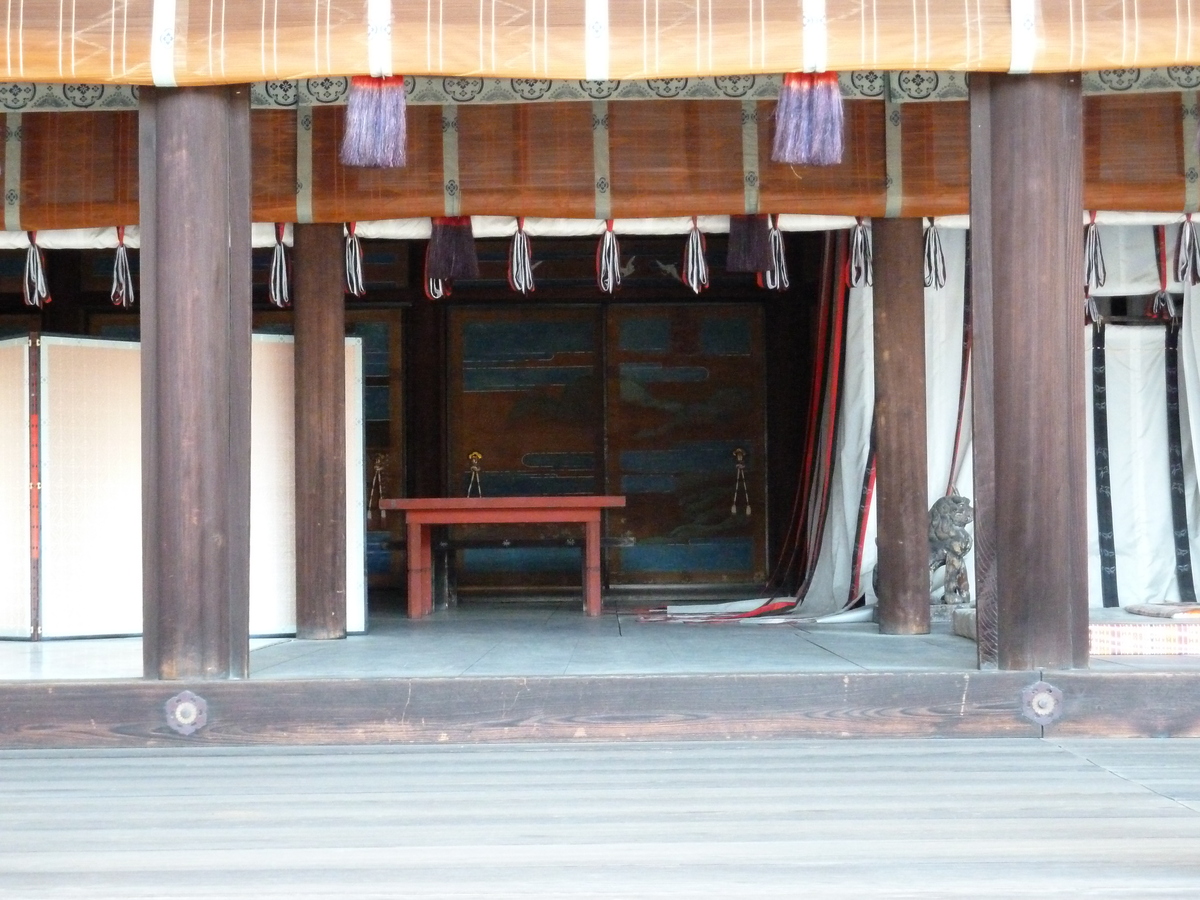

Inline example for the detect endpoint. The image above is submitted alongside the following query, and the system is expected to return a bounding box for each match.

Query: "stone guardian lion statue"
[929,491,973,605]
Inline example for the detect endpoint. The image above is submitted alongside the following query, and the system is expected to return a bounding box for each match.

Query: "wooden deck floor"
[2,739,1198,898]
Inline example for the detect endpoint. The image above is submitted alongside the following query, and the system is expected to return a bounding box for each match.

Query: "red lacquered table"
[380,496,627,618]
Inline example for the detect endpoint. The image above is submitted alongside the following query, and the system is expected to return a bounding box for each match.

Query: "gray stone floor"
[2,738,1199,898]
[2,600,1199,681]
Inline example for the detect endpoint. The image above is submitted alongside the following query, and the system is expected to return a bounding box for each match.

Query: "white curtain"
[806,226,974,614]
[1085,325,1185,606]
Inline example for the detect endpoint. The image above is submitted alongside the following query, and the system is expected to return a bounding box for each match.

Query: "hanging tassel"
[682,217,709,295]
[110,225,135,308]
[771,72,844,166]
[596,219,622,293]
[23,231,49,308]
[727,214,772,272]
[427,216,478,281]
[507,217,535,294]
[758,215,790,291]
[1153,224,1178,320]
[849,217,872,287]
[340,75,407,168]
[1084,210,1106,293]
[345,222,366,297]
[1153,290,1179,319]
[1176,214,1200,286]
[268,223,290,308]
[923,218,947,290]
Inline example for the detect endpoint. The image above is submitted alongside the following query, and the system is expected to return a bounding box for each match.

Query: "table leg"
[406,520,425,619]
[584,516,602,617]
[419,524,434,617]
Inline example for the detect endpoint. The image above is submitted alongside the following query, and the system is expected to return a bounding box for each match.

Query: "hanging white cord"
[1177,214,1200,286]
[1153,290,1179,319]
[1084,212,1106,292]
[682,216,708,294]
[110,225,135,308]
[762,215,789,291]
[508,217,535,294]
[268,223,290,307]
[345,222,366,297]
[849,217,872,287]
[596,219,621,293]
[23,231,49,308]
[922,218,947,289]
[425,277,448,299]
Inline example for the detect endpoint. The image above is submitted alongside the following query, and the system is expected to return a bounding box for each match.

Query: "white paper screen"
[0,337,31,638]
[38,338,142,638]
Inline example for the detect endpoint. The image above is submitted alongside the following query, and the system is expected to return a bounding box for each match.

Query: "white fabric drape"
[807,226,974,615]
[804,280,875,617]
[1180,286,1200,589]
[1085,325,1182,607]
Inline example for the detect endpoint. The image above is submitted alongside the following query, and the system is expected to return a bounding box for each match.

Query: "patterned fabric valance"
[3,67,1200,114]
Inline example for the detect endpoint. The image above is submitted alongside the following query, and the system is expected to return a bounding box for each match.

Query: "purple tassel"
[772,72,844,167]
[340,76,407,168]
[727,215,772,272]
[426,216,479,281]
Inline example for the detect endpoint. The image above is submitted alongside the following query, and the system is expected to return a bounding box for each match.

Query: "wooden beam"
[968,75,999,670]
[139,87,252,679]
[984,75,1088,669]
[293,224,347,640]
[872,217,930,635]
[0,672,1040,747]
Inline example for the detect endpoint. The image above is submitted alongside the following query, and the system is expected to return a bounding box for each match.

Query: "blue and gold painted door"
[605,305,766,585]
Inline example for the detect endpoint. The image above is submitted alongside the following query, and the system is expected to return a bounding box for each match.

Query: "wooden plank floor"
[2,739,1199,898]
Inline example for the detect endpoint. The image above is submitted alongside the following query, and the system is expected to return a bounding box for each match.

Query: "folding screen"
[0,337,30,638]
[0,334,365,640]
[249,335,366,635]
[38,337,142,638]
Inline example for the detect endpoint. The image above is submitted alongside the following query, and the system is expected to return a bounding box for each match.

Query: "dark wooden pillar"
[968,76,1000,670]
[293,224,347,640]
[140,87,252,679]
[872,218,931,635]
[971,74,1088,670]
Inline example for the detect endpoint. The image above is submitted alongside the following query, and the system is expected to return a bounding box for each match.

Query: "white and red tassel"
[507,217,535,294]
[340,76,407,168]
[1083,211,1105,323]
[923,218,947,290]
[758,215,789,291]
[23,231,49,308]
[1084,211,1106,293]
[1153,224,1177,320]
[772,72,844,167]
[596,220,621,294]
[849,217,872,287]
[110,225,135,308]
[345,222,366,297]
[269,223,290,308]
[682,217,708,294]
[1176,214,1200,286]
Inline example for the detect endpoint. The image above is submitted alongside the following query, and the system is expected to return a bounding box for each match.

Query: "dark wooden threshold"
[2,671,1198,748]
